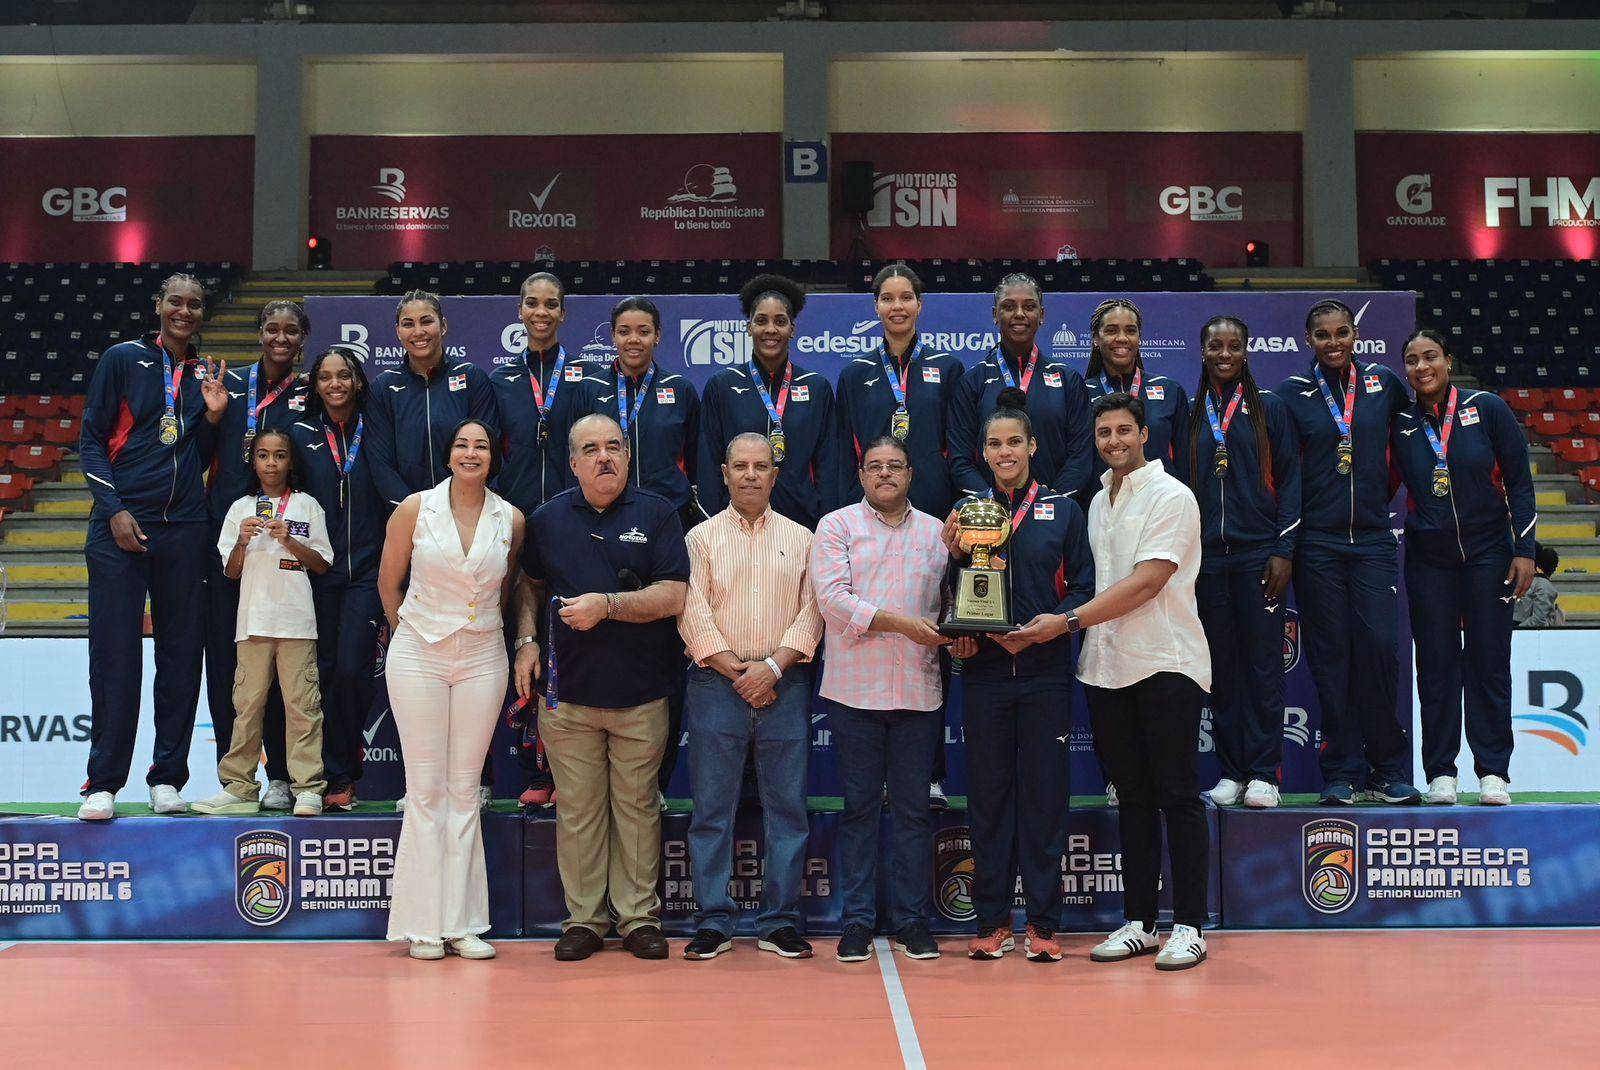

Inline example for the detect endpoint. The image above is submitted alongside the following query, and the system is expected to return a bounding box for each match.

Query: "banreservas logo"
[336,167,451,231]
[1514,669,1590,756]
[235,830,293,927]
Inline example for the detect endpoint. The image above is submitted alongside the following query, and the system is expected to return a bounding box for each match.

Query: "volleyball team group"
[72,263,1534,971]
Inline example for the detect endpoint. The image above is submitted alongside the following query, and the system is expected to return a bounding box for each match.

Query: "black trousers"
[1197,548,1287,783]
[311,577,383,788]
[962,676,1072,933]
[1086,672,1210,931]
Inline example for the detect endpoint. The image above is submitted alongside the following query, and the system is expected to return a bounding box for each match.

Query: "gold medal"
[242,428,257,463]
[769,430,787,465]
[1431,467,1451,497]
[1213,445,1230,480]
[1336,438,1353,476]
[891,407,910,441]
[158,413,179,446]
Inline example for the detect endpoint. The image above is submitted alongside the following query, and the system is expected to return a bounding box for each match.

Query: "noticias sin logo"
[867,171,958,229]
[372,168,407,202]
[679,318,753,366]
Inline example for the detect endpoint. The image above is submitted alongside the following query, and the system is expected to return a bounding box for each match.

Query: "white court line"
[873,938,927,1070]
[0,942,15,952]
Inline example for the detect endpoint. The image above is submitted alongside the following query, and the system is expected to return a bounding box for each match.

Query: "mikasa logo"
[1484,177,1600,228]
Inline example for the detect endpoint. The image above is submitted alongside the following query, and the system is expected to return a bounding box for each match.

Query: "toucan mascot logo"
[934,826,977,923]
[236,830,293,927]
[1302,819,1359,915]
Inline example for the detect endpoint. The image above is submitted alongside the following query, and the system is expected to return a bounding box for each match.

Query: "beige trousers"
[221,636,326,797]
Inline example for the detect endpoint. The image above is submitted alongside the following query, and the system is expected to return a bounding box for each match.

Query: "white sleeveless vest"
[398,479,514,644]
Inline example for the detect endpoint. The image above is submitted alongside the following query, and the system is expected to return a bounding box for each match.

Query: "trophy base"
[938,617,1019,638]
[940,566,1015,637]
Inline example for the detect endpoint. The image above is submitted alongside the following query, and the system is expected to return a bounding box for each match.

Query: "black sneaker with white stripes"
[683,928,733,960]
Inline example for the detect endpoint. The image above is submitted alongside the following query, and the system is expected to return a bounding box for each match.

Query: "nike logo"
[1400,428,1418,436]
[389,384,405,392]
[730,385,749,394]
[528,173,561,211]
[363,708,390,747]
[137,360,155,368]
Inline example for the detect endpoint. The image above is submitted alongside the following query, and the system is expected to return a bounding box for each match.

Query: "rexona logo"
[867,172,958,229]
[1159,185,1243,222]
[1389,173,1446,227]
[1513,669,1590,756]
[235,830,293,927]
[1484,177,1600,228]
[507,173,579,230]
[680,318,754,366]
[642,164,767,231]
[335,167,451,229]
[41,186,127,223]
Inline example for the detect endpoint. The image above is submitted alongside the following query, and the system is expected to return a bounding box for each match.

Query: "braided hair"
[1083,298,1144,381]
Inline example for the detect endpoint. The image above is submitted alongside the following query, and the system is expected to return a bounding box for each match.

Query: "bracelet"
[764,656,783,680]
[604,593,618,620]
[514,635,538,651]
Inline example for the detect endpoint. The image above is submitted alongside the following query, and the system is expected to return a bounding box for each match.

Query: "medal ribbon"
[1421,386,1459,473]
[1100,368,1143,398]
[527,345,568,422]
[1205,385,1244,448]
[257,489,291,521]
[748,358,791,434]
[545,596,561,711]
[1314,364,1357,440]
[989,480,1042,533]
[324,415,365,480]
[246,362,295,444]
[616,361,656,438]
[997,345,1039,393]
[159,342,186,425]
[879,340,922,412]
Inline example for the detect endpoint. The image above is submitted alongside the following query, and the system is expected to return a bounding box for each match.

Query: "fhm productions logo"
[236,830,293,927]
[934,826,977,922]
[1513,670,1589,756]
[867,171,958,229]
[1158,185,1243,222]
[1484,177,1600,228]
[372,167,406,202]
[41,186,127,223]
[680,318,753,367]
[1302,818,1359,915]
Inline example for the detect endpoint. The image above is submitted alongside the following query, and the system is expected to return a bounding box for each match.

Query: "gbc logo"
[42,186,127,223]
[1159,185,1243,222]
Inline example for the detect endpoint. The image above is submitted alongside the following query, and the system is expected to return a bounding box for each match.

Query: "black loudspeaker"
[841,161,876,215]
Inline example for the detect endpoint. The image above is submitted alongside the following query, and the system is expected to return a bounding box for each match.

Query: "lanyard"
[997,345,1039,392]
[325,415,365,477]
[1314,364,1357,439]
[159,343,186,418]
[616,362,656,438]
[879,340,921,410]
[991,480,1042,533]
[1422,387,1459,470]
[748,359,791,431]
[1205,385,1244,446]
[545,596,561,711]
[1100,368,1143,398]
[246,363,295,441]
[527,345,567,420]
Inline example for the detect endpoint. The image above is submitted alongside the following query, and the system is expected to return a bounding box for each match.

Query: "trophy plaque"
[939,497,1018,636]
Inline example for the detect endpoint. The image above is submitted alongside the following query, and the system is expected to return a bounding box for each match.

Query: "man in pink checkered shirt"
[810,434,958,964]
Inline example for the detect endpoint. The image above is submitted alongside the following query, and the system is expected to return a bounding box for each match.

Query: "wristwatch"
[1065,613,1082,635]
[514,635,538,651]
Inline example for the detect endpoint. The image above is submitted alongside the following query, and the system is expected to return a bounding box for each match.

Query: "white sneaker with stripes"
[1155,925,1208,971]
[1089,920,1158,962]
[1478,775,1511,806]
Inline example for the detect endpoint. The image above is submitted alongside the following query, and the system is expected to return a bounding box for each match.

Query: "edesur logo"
[41,186,127,223]
[1159,185,1242,222]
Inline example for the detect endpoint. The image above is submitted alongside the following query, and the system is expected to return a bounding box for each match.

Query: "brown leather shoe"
[323,784,357,812]
[621,925,669,960]
[553,926,606,962]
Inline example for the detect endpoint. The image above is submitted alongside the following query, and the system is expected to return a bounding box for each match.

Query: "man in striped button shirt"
[678,432,824,962]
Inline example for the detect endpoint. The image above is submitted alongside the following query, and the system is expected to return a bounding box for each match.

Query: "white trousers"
[384,621,507,943]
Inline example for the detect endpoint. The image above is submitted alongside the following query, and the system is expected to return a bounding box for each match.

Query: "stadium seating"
[0,472,33,509]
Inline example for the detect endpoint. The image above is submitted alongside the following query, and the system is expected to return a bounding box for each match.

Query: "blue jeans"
[832,703,941,932]
[686,664,811,938]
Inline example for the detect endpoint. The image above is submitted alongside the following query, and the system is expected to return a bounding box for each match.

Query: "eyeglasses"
[862,461,909,475]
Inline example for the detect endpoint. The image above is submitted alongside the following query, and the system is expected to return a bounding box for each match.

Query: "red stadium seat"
[39,417,79,446]
[1554,437,1600,465]
[1528,411,1575,438]
[1550,387,1592,412]
[0,396,23,419]
[1579,466,1600,496]
[1577,411,1600,438]
[7,444,60,479]
[0,472,33,508]
[20,395,67,419]
[0,418,41,445]
[0,445,9,469]
[60,396,86,418]
[1502,388,1546,413]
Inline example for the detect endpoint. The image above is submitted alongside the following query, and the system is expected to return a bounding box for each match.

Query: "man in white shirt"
[1009,392,1211,970]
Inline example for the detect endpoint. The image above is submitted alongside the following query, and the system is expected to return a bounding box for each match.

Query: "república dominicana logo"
[934,826,977,922]
[1302,819,1359,915]
[236,830,293,927]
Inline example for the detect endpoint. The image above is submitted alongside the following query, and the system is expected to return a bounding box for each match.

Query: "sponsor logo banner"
[1358,132,1600,259]
[831,132,1302,266]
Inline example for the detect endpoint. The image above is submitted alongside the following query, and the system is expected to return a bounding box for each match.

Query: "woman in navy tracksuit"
[1179,316,1301,809]
[290,347,386,811]
[836,263,965,521]
[78,272,229,820]
[1392,329,1536,807]
[204,300,310,806]
[365,290,499,511]
[948,274,1092,505]
[1082,298,1189,496]
[698,274,842,529]
[947,388,1095,964]
[1275,299,1419,805]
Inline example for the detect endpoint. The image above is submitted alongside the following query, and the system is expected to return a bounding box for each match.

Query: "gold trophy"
[940,497,1018,636]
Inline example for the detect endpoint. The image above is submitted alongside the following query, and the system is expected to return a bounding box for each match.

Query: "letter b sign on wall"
[785,140,828,184]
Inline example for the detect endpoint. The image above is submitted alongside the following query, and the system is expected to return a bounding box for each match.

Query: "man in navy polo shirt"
[513,413,689,962]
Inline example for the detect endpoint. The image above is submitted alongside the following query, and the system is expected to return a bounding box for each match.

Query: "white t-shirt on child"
[217,491,335,642]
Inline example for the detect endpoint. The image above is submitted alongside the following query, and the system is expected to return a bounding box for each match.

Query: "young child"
[193,430,335,816]
[1514,542,1566,628]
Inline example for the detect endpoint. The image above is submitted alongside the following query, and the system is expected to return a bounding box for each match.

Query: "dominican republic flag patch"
[1460,406,1480,426]
[1146,384,1165,400]
[656,387,676,404]
[791,384,810,401]
[1363,374,1383,393]
[564,365,585,382]
[288,395,305,411]
[922,366,941,383]
[1034,502,1055,521]
[449,374,468,392]
[1043,372,1063,387]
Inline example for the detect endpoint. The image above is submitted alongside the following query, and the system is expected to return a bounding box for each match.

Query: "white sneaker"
[395,796,406,812]
[447,935,496,960]
[149,784,189,814]
[77,791,115,821]
[1209,778,1245,806]
[408,940,444,960]
[657,790,669,814]
[928,782,949,811]
[1478,774,1511,806]
[261,780,292,810]
[191,791,261,815]
[1105,782,1119,808]
[293,792,323,816]
[1155,924,1208,971]
[1425,775,1459,805]
[1089,920,1158,962]
[478,785,493,812]
[1243,780,1280,809]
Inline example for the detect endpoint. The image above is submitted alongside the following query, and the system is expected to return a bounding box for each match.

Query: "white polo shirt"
[1077,460,1211,692]
[217,491,334,642]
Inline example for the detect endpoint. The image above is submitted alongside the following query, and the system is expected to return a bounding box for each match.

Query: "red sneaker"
[966,928,1014,960]
[1024,923,1062,963]
[324,784,357,812]
[519,784,554,808]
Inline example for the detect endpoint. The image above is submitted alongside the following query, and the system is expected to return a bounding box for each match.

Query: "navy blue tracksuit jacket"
[1084,372,1189,496]
[365,357,498,508]
[583,360,700,515]
[949,348,1093,507]
[835,344,966,521]
[1276,360,1412,786]
[699,358,843,529]
[1392,388,1536,783]
[491,345,606,517]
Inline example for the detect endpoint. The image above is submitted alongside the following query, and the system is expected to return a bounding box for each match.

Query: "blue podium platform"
[0,804,1593,939]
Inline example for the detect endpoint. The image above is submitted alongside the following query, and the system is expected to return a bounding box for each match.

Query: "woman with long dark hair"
[1083,298,1188,496]
[1180,316,1300,809]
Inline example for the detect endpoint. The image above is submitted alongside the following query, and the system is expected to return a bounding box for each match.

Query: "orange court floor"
[1,930,1597,1069]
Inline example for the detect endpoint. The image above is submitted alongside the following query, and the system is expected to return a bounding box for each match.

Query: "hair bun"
[996,386,1028,411]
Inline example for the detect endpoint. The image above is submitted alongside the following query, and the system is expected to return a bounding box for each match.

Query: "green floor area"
[5,792,1598,818]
